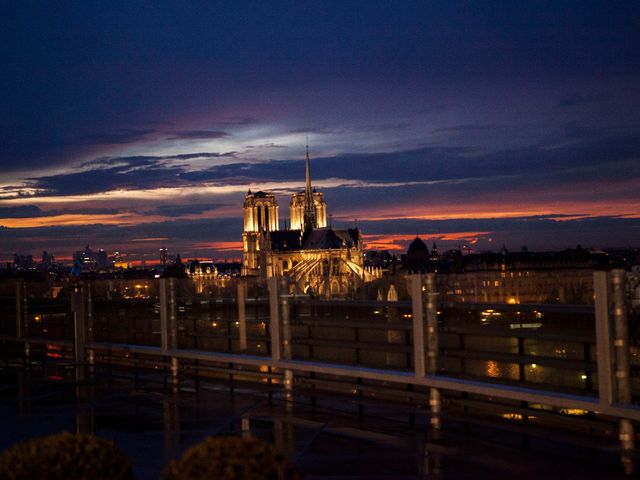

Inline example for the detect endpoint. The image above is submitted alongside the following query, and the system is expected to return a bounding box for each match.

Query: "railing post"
[611,270,633,404]
[281,278,292,360]
[611,269,635,474]
[594,271,614,407]
[410,274,426,378]
[160,278,179,391]
[269,276,294,404]
[160,278,169,351]
[425,273,441,431]
[168,278,177,349]
[160,278,178,349]
[86,281,94,376]
[71,283,87,381]
[16,281,30,359]
[268,277,281,362]
[169,278,178,391]
[280,278,293,404]
[385,301,402,366]
[15,281,24,339]
[237,280,247,351]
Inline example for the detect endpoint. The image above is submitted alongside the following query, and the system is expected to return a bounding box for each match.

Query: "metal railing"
[0,270,638,473]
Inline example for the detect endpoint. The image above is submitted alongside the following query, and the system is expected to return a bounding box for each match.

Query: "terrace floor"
[0,363,630,479]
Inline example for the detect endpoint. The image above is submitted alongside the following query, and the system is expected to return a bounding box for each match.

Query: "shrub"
[0,432,134,480]
[163,436,300,480]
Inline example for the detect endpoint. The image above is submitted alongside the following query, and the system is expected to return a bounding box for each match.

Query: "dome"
[403,236,430,273]
[407,236,429,256]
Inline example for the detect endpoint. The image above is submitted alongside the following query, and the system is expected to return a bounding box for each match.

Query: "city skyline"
[1,2,640,262]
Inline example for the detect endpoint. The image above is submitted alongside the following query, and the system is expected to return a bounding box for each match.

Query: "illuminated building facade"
[241,145,380,297]
[159,247,168,266]
[13,254,34,271]
[242,190,279,276]
[73,245,110,272]
[438,268,595,304]
[187,259,218,294]
[395,239,607,304]
[289,189,327,230]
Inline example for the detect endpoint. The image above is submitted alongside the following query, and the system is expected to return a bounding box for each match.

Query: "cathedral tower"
[242,190,279,276]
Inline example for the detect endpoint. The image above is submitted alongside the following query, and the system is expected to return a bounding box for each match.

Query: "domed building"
[402,236,431,273]
[241,145,381,297]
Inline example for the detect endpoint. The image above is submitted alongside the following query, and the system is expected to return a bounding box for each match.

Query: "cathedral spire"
[303,138,317,231]
[305,136,311,196]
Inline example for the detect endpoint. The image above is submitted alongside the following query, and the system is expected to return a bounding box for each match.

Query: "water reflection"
[0,365,632,478]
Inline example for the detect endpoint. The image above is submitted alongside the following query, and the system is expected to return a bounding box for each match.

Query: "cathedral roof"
[303,228,343,249]
[268,227,360,252]
[303,227,359,250]
[337,228,360,246]
[269,230,303,251]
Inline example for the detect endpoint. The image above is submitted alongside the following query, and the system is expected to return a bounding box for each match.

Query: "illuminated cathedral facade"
[241,146,380,297]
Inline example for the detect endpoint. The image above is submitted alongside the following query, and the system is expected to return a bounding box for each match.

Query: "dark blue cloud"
[0,217,243,258]
[13,132,640,201]
[290,122,412,135]
[169,152,237,160]
[27,152,235,195]
[0,205,43,218]
[2,1,639,171]
[557,92,606,108]
[76,129,156,145]
[0,205,119,218]
[189,133,640,185]
[148,204,228,216]
[29,164,186,196]
[434,125,503,134]
[167,130,230,140]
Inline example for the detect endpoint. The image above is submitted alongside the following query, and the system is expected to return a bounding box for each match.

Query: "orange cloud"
[0,213,159,228]
[191,241,243,252]
[131,237,170,242]
[362,232,490,251]
[346,198,640,223]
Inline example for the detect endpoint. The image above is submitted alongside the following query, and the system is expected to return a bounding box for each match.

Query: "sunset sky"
[1,1,639,263]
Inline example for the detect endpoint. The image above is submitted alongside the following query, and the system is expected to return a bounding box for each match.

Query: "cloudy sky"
[1,1,639,263]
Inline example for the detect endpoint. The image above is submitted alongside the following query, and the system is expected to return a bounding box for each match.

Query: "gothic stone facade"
[241,149,379,297]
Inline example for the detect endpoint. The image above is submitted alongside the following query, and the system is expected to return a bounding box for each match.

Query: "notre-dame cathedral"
[241,146,380,297]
